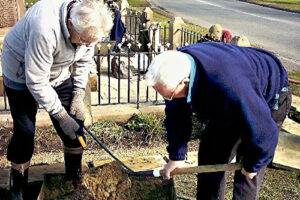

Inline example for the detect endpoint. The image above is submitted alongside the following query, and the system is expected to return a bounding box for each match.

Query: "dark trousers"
[5,78,82,164]
[197,88,292,200]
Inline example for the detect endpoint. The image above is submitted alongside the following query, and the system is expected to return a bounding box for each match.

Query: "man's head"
[146,51,192,100]
[230,35,251,47]
[68,1,113,46]
[209,24,223,40]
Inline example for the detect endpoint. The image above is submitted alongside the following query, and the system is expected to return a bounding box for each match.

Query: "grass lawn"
[127,0,150,7]
[130,4,208,45]
[244,0,300,12]
[288,71,300,96]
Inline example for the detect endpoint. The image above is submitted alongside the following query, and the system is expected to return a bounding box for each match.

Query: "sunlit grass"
[288,71,300,96]
[246,0,300,12]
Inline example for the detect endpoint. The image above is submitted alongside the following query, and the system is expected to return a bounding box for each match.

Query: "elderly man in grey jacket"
[1,0,113,199]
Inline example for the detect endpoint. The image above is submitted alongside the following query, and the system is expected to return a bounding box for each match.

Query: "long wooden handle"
[159,163,243,176]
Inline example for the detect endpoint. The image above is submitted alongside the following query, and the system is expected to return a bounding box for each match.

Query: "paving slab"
[273,131,300,172]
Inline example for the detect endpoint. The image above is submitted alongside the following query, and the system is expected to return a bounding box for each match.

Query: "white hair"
[71,1,113,41]
[146,51,192,88]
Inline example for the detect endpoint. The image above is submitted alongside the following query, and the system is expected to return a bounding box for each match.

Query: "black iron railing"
[93,45,167,109]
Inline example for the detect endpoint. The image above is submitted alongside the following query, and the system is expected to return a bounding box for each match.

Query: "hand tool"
[132,162,243,177]
[79,124,243,177]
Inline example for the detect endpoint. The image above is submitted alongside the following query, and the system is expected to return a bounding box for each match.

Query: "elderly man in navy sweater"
[146,42,291,200]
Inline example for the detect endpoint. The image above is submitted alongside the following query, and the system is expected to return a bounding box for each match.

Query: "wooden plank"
[0,155,167,188]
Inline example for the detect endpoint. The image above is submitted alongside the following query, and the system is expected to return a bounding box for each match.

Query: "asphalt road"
[149,0,300,71]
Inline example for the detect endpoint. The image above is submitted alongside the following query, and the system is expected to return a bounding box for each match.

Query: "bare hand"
[161,160,186,180]
[241,168,257,179]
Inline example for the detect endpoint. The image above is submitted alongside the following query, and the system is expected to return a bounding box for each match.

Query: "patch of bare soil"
[0,127,12,157]
[41,161,175,200]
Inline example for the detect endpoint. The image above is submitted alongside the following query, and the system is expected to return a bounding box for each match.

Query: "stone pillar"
[0,0,26,28]
[120,0,129,24]
[169,17,184,50]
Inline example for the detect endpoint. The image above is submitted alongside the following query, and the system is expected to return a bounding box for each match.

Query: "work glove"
[70,88,86,122]
[161,160,186,180]
[53,107,80,140]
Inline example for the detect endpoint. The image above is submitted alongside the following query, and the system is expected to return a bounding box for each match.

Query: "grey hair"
[230,35,251,47]
[71,1,113,41]
[146,51,192,89]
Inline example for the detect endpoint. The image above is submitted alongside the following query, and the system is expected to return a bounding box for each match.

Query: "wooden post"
[169,17,184,50]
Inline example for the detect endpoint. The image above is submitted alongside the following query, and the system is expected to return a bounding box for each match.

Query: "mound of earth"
[41,161,176,200]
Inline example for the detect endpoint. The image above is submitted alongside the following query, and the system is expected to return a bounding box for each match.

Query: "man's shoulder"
[28,1,64,35]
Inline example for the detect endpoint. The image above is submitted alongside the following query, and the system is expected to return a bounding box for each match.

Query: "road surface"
[150,0,300,70]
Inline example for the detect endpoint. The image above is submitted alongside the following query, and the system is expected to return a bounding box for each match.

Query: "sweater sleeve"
[72,46,95,89]
[25,29,63,115]
[165,98,192,160]
[238,90,279,172]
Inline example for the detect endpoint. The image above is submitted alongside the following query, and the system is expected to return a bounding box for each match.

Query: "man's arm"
[233,90,279,173]
[25,28,80,140]
[162,98,192,179]
[25,28,63,115]
[165,98,192,161]
[72,46,96,90]
[70,46,95,121]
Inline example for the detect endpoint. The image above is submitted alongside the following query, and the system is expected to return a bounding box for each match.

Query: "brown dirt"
[0,127,12,157]
[41,161,176,200]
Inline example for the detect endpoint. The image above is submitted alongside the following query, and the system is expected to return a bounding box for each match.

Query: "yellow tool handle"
[78,136,87,148]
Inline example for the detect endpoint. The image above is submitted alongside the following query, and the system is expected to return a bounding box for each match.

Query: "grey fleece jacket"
[1,0,95,115]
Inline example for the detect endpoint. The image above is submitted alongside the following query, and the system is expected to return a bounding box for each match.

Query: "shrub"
[125,113,166,144]
[90,121,125,144]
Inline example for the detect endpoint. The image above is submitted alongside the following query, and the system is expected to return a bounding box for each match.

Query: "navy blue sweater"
[165,42,289,172]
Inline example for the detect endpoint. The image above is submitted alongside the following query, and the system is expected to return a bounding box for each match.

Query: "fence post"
[169,17,184,49]
[120,0,129,23]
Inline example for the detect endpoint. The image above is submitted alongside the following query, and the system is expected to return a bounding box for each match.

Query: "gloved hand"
[70,88,86,122]
[161,160,186,180]
[241,168,257,179]
[53,107,80,140]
